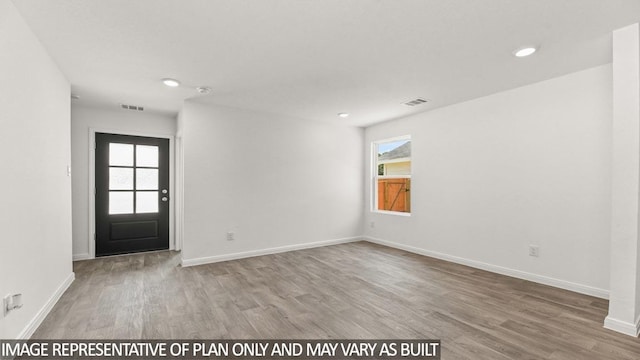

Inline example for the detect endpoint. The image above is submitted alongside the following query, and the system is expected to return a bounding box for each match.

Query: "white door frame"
[88,127,181,259]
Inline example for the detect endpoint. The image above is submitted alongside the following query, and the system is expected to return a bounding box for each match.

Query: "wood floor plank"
[31,241,640,359]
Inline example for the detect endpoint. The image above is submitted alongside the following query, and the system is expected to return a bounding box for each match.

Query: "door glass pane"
[109,167,134,190]
[109,143,134,166]
[109,191,133,214]
[136,145,158,167]
[136,169,158,190]
[136,191,158,213]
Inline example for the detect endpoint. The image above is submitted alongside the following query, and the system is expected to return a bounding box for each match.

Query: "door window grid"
[108,143,159,215]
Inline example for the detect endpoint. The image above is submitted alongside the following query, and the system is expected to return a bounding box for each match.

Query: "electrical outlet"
[529,245,539,257]
[370,221,375,228]
[3,293,23,316]
[226,232,235,241]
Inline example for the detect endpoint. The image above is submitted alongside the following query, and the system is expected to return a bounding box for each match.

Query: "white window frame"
[372,135,411,216]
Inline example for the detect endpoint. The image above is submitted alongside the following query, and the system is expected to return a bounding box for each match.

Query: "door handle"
[161,197,169,202]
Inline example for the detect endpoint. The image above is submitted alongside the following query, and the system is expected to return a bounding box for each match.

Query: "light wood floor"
[33,241,639,359]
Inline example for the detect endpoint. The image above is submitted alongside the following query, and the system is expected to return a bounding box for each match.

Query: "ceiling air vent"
[120,104,144,111]
[403,98,428,107]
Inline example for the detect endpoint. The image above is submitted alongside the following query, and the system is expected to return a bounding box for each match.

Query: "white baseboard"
[604,315,640,337]
[363,236,609,300]
[72,253,91,261]
[18,272,75,339]
[181,237,361,267]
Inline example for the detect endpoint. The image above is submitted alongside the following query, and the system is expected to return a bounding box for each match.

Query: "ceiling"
[11,0,640,127]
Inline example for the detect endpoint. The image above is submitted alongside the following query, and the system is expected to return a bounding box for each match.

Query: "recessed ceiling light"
[338,113,349,118]
[513,47,537,57]
[162,78,181,87]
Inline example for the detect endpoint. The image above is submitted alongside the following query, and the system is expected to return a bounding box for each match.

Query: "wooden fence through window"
[377,178,410,213]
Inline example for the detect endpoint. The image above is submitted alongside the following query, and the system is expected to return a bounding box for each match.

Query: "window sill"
[372,210,411,217]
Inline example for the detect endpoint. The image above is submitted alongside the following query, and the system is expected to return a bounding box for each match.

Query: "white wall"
[180,101,363,264]
[70,105,177,259]
[365,64,613,298]
[0,0,73,338]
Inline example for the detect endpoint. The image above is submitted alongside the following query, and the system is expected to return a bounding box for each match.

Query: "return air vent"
[120,104,144,111]
[403,98,428,106]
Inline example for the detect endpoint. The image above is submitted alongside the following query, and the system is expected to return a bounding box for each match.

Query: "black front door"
[95,133,170,257]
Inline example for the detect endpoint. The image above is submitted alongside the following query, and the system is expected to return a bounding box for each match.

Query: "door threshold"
[85,249,176,261]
